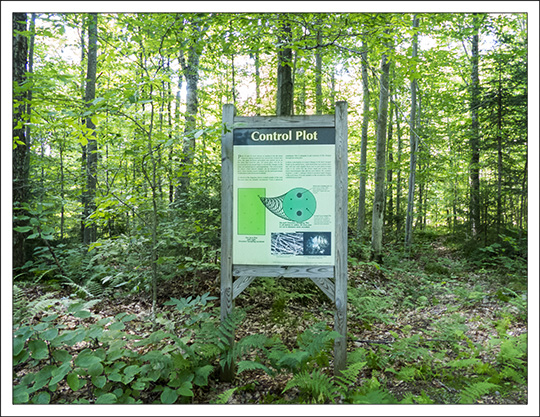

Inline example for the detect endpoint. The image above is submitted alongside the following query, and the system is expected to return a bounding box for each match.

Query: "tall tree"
[404,15,420,248]
[176,17,204,199]
[314,24,323,115]
[469,14,481,237]
[83,13,98,245]
[13,12,29,270]
[357,40,370,233]
[371,30,392,262]
[276,16,294,116]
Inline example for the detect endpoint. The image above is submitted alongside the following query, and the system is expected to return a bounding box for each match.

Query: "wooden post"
[220,104,235,381]
[334,101,348,374]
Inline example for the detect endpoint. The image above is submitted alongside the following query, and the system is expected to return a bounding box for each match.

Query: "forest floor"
[13,236,529,405]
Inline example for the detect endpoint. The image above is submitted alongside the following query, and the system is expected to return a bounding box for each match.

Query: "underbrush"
[13,232,528,405]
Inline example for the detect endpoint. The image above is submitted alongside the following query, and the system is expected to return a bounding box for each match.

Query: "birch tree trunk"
[177,36,201,197]
[404,15,420,248]
[83,13,98,245]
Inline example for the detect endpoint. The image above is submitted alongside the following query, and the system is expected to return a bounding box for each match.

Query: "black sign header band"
[233,127,335,145]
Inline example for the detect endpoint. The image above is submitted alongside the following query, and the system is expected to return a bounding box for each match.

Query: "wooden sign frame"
[220,102,348,380]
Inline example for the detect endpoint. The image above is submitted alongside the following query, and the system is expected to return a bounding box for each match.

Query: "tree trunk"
[83,13,98,245]
[394,96,403,238]
[25,14,36,148]
[386,96,394,230]
[254,52,261,115]
[315,28,323,115]
[519,157,527,239]
[404,15,419,248]
[13,12,29,270]
[496,57,503,236]
[371,34,392,262]
[469,14,481,238]
[177,29,201,199]
[276,18,293,116]
[357,42,370,233]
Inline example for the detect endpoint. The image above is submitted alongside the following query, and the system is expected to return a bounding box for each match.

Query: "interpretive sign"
[233,127,335,265]
[220,103,348,380]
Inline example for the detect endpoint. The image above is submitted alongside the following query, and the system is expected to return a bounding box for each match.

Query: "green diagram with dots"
[260,187,316,222]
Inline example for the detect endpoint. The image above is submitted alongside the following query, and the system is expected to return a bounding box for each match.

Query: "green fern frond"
[237,360,274,376]
[61,275,94,298]
[335,361,366,390]
[500,366,525,384]
[283,369,336,403]
[212,387,236,404]
[276,350,310,371]
[459,381,499,404]
[350,387,397,404]
[25,296,62,322]
[13,285,27,321]
[447,357,481,369]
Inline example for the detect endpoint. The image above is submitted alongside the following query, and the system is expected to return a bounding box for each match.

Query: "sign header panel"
[234,127,335,146]
[232,127,336,266]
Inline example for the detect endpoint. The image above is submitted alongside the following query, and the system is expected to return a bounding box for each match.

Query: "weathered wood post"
[334,101,348,374]
[220,104,235,382]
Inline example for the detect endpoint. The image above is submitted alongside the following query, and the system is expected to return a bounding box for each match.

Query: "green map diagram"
[260,187,317,222]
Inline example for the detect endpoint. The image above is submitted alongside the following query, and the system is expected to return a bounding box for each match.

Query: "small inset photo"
[303,232,331,256]
[270,232,304,255]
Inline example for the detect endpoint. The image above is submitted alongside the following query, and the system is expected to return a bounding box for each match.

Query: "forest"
[8,9,533,411]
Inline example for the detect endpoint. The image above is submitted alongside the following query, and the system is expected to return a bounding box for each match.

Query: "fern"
[283,369,336,403]
[237,360,275,376]
[212,387,237,404]
[447,357,481,369]
[24,296,63,323]
[350,387,397,404]
[13,285,27,323]
[61,274,95,298]
[334,360,366,391]
[500,366,525,384]
[459,381,499,404]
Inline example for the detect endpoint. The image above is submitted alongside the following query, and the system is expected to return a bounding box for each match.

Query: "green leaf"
[95,393,117,404]
[14,225,33,233]
[67,373,80,391]
[109,321,125,331]
[106,349,124,362]
[74,310,92,319]
[13,386,30,404]
[88,362,104,377]
[123,364,140,376]
[177,381,194,397]
[121,314,137,322]
[108,372,122,382]
[92,375,107,389]
[41,327,59,341]
[28,339,49,360]
[13,335,26,356]
[161,386,179,404]
[87,325,103,339]
[50,362,71,385]
[32,391,51,404]
[131,380,147,391]
[75,352,102,368]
